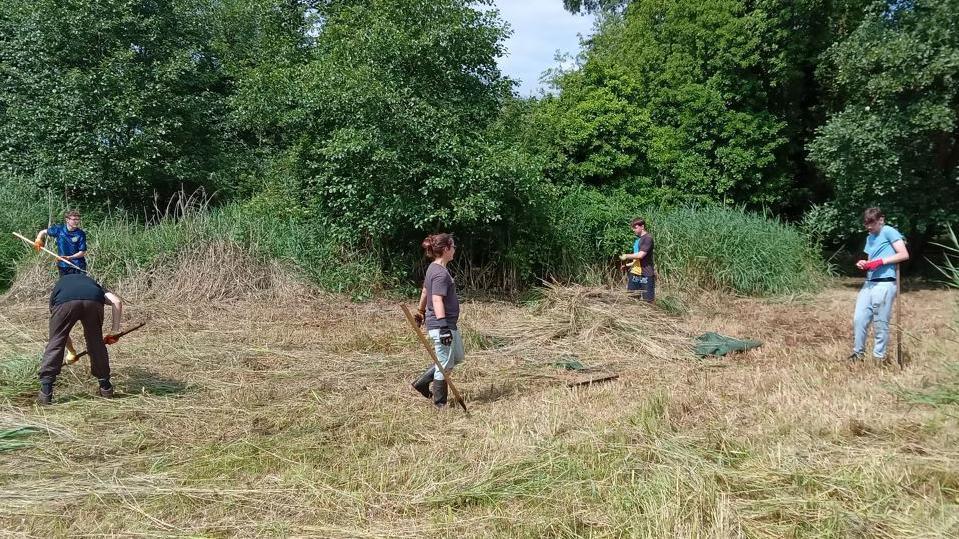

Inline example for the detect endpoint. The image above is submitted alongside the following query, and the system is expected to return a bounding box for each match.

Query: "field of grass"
[1,267,957,537]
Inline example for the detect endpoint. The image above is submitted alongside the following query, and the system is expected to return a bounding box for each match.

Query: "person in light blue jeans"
[849,208,909,363]
[410,233,465,407]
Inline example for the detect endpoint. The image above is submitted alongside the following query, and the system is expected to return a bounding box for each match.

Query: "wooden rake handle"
[12,232,88,274]
[896,264,903,370]
[401,304,469,417]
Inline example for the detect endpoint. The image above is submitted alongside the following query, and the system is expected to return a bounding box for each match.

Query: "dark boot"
[97,378,114,398]
[37,377,54,405]
[431,379,448,407]
[411,368,434,399]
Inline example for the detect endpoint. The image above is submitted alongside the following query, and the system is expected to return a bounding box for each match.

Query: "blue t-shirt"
[47,224,87,270]
[864,225,903,280]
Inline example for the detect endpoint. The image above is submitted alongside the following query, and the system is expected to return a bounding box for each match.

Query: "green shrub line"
[0,180,826,297]
[545,188,828,296]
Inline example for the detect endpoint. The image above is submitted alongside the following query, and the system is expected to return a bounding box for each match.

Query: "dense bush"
[543,188,826,295]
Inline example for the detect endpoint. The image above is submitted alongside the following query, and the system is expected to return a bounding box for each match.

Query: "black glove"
[439,326,453,346]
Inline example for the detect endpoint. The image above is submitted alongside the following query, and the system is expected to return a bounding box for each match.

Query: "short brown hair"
[64,210,81,220]
[631,217,646,228]
[863,208,884,224]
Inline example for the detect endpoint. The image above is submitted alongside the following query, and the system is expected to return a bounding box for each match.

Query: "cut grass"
[896,363,959,407]
[0,281,957,536]
[0,426,41,452]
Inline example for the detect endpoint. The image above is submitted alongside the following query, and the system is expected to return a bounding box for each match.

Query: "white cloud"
[491,1,595,96]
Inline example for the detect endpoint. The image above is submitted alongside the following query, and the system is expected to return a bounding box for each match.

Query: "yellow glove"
[618,254,629,261]
[33,239,43,252]
[65,348,78,365]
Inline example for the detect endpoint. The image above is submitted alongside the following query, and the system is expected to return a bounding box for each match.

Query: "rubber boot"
[411,367,435,399]
[37,377,54,405]
[97,378,114,398]
[431,379,448,408]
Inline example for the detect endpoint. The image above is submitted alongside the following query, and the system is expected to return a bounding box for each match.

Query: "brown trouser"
[40,300,109,380]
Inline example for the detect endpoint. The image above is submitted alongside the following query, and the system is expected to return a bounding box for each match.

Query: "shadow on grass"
[467,381,517,404]
[118,366,190,397]
[53,366,190,404]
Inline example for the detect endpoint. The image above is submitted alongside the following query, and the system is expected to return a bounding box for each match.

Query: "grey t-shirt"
[424,262,459,330]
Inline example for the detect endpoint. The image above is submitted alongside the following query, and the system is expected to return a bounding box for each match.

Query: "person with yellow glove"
[619,217,656,302]
[37,273,123,404]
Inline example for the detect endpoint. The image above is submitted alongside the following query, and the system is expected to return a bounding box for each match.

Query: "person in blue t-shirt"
[33,210,88,276]
[849,207,909,363]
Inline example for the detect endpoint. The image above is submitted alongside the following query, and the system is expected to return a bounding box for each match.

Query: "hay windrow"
[490,283,692,363]
[1,240,317,306]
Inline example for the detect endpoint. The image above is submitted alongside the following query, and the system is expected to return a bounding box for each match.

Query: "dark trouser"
[627,274,656,302]
[40,300,109,380]
[58,266,84,276]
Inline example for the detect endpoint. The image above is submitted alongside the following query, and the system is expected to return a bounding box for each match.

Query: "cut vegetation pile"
[493,284,691,363]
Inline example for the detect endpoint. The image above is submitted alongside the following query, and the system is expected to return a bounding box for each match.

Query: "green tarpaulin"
[694,332,762,358]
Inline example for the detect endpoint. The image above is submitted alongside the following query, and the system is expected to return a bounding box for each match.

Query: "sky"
[492,1,596,96]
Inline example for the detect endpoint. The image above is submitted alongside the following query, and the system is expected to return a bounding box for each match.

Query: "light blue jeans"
[427,328,465,381]
[853,281,897,360]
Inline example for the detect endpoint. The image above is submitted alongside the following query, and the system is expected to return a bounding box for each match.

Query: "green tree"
[538,0,871,211]
[561,0,627,14]
[541,1,788,206]
[0,0,237,204]
[808,0,959,244]
[231,0,541,247]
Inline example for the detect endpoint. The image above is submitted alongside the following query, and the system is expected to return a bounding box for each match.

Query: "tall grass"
[2,180,825,297]
[30,191,387,297]
[932,225,959,289]
[545,188,827,295]
[0,177,50,289]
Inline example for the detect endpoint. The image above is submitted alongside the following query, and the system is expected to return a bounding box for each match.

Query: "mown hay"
[494,283,691,363]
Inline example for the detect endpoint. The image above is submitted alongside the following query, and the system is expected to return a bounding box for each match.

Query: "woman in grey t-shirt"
[410,233,464,407]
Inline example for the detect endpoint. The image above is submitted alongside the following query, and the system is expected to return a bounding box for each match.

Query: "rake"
[400,304,469,416]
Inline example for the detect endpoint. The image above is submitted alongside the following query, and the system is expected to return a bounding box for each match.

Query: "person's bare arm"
[885,240,909,265]
[64,250,86,260]
[104,292,122,333]
[417,287,428,312]
[432,295,446,321]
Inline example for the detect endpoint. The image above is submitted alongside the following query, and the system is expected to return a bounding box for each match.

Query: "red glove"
[103,334,120,345]
[33,239,43,252]
[861,258,884,271]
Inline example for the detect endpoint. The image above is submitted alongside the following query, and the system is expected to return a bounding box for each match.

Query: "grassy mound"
[1,181,826,299]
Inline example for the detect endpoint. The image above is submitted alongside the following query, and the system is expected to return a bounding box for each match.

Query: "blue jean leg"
[427,329,465,381]
[627,275,655,302]
[853,281,896,359]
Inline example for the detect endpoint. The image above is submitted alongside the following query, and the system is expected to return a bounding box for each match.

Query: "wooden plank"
[566,373,619,388]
